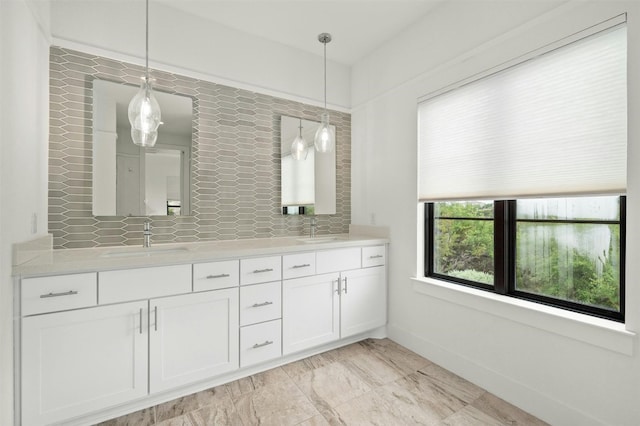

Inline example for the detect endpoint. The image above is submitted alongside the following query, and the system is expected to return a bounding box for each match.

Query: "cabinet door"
[149,288,239,393]
[22,301,148,426]
[283,273,340,355]
[340,266,387,338]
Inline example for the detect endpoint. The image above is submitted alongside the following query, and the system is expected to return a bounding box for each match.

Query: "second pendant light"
[314,32,335,154]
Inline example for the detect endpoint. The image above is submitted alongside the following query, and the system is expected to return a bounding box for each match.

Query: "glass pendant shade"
[315,33,334,154]
[128,77,162,147]
[314,113,335,153]
[131,128,158,148]
[291,135,308,160]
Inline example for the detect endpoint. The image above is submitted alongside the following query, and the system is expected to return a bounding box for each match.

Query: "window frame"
[424,197,625,322]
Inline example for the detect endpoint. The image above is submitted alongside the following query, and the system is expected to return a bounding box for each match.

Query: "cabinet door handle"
[335,279,341,294]
[253,268,274,273]
[139,308,143,334]
[291,264,310,269]
[252,340,274,349]
[206,273,230,279]
[343,277,348,294]
[39,290,78,298]
[252,301,274,308]
[369,255,383,259]
[154,306,158,331]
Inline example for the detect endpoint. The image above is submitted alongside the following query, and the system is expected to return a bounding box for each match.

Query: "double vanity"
[13,230,388,426]
[25,45,367,426]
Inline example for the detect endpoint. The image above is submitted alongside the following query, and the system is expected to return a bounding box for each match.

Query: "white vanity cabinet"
[16,240,387,426]
[150,289,239,393]
[21,300,148,426]
[20,266,238,426]
[282,246,387,354]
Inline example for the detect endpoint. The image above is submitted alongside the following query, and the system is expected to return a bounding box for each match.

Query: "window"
[430,201,495,287]
[426,197,625,321]
[418,19,627,321]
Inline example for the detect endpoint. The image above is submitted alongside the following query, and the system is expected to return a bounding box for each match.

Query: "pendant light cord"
[145,0,149,81]
[323,40,327,113]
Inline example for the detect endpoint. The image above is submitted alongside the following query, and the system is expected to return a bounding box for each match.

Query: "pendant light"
[314,33,335,154]
[291,119,308,160]
[128,0,161,148]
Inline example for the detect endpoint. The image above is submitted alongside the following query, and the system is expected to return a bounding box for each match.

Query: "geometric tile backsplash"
[49,47,351,249]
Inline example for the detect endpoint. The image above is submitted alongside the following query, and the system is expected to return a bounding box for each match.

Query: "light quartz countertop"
[13,231,389,278]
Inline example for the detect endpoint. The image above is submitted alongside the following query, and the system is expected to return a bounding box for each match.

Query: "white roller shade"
[418,24,627,202]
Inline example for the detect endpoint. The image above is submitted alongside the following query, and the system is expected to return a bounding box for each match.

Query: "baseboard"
[386,323,606,426]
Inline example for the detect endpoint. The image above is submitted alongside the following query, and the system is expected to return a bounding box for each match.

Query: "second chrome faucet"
[309,217,317,238]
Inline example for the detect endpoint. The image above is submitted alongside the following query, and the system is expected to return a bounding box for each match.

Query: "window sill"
[411,276,635,356]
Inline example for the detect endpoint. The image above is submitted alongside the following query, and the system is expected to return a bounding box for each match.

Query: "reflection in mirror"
[92,80,193,216]
[280,116,336,215]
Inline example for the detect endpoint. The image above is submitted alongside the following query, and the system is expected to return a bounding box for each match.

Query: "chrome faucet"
[309,217,317,238]
[143,221,151,248]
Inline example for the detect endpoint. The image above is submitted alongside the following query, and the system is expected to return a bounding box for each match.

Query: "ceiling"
[155,0,446,65]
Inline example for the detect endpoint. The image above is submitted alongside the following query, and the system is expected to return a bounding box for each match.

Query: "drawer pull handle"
[252,301,274,308]
[253,268,274,274]
[369,254,383,259]
[292,264,311,269]
[253,340,274,349]
[39,290,78,298]
[206,273,230,279]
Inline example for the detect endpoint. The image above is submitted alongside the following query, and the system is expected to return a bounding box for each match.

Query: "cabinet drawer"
[282,252,316,279]
[22,273,97,316]
[240,281,281,326]
[240,256,281,286]
[99,265,191,304]
[362,245,386,268]
[193,260,239,291]
[240,319,281,368]
[316,248,361,274]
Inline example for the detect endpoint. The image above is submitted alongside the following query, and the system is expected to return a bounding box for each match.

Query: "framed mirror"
[92,79,193,216]
[280,115,336,215]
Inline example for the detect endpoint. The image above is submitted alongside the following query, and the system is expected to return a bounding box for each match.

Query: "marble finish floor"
[99,339,548,426]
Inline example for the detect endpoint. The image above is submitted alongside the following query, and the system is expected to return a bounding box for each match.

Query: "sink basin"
[101,246,190,258]
[296,236,345,244]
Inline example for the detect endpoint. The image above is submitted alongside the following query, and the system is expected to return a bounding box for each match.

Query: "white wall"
[351,1,640,425]
[49,0,351,111]
[0,0,51,424]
